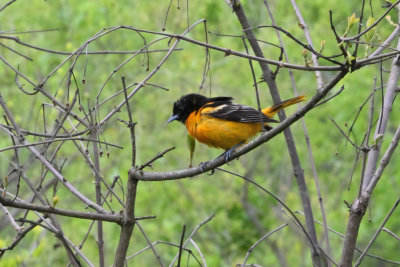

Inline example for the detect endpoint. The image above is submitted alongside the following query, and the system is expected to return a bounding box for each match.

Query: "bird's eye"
[173,103,181,114]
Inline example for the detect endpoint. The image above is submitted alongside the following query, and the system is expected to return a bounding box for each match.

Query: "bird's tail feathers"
[262,95,305,117]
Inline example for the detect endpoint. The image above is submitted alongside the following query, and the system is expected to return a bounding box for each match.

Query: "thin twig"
[122,76,136,167]
[248,24,343,66]
[126,241,197,262]
[0,192,153,223]
[217,168,314,250]
[0,42,33,61]
[0,136,123,153]
[351,0,366,65]
[329,10,348,59]
[95,36,167,102]
[139,147,176,170]
[383,228,400,242]
[240,223,288,266]
[0,34,182,54]
[340,0,400,42]
[0,0,16,12]
[88,103,105,267]
[328,116,365,151]
[368,24,400,58]
[135,222,164,266]
[0,203,23,233]
[176,224,186,267]
[189,239,207,267]
[0,218,41,256]
[365,125,400,196]
[314,86,345,108]
[100,19,207,126]
[169,214,215,267]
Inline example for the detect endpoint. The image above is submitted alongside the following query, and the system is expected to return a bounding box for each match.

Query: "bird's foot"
[199,161,208,172]
[199,161,215,175]
[218,142,244,163]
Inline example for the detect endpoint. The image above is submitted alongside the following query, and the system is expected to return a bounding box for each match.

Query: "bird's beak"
[166,114,180,124]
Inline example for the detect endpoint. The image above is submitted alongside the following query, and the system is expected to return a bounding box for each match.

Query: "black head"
[167,94,210,124]
[167,93,234,124]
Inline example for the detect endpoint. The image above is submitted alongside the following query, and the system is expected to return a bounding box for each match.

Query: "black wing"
[203,101,278,123]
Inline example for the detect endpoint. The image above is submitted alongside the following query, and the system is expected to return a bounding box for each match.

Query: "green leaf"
[365,16,376,42]
[187,134,196,167]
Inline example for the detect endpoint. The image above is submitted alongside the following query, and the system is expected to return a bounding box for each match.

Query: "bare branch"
[354,197,400,266]
[139,147,175,170]
[0,203,23,233]
[0,0,17,12]
[136,222,164,266]
[0,136,123,153]
[362,47,400,192]
[190,239,207,267]
[168,214,215,267]
[0,218,41,256]
[0,192,153,223]
[176,224,186,267]
[126,241,197,262]
[89,111,105,267]
[365,125,400,196]
[340,124,400,266]
[0,34,182,55]
[368,24,400,58]
[240,223,288,267]
[383,228,400,242]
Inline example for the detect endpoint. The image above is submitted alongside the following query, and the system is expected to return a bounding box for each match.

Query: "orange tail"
[262,95,305,117]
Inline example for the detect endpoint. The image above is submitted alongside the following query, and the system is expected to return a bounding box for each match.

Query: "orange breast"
[185,111,262,150]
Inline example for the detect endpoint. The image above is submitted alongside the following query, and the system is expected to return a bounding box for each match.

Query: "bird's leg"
[199,142,243,173]
[219,142,244,163]
[199,161,215,175]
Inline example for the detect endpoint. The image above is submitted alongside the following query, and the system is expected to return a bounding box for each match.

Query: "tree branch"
[0,193,153,223]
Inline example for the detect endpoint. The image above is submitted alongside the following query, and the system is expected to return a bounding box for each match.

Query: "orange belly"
[185,112,262,150]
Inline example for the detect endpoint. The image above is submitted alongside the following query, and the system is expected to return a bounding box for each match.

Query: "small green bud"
[319,40,326,53]
[372,134,384,147]
[52,196,60,208]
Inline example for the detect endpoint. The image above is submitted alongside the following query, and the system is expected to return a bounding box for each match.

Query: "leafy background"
[1,0,400,266]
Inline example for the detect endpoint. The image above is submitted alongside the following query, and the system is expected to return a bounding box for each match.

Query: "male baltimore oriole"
[167,93,305,160]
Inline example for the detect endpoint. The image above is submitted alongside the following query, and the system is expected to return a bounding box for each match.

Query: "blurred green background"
[1,0,400,266]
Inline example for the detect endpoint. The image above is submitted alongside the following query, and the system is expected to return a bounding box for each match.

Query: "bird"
[167,93,305,162]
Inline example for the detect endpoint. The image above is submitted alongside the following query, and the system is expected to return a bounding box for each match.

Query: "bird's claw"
[199,161,215,175]
[199,161,208,172]
[225,150,232,163]
[224,145,238,163]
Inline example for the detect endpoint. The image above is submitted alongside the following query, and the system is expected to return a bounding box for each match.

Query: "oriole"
[167,93,305,160]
